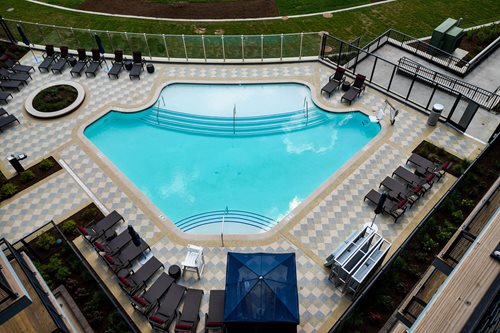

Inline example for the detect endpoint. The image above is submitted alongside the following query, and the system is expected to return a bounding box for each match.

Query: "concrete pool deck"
[0,51,488,332]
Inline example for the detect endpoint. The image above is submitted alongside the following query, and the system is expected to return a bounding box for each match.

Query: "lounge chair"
[365,189,408,222]
[2,57,35,74]
[0,108,6,117]
[392,166,435,189]
[0,80,24,92]
[76,210,124,242]
[341,74,366,104]
[129,51,144,80]
[321,67,345,97]
[378,176,424,207]
[103,240,150,272]
[0,91,13,104]
[406,153,450,180]
[0,114,19,132]
[148,283,186,331]
[93,229,132,255]
[118,256,164,295]
[70,48,89,77]
[38,45,59,72]
[108,50,124,79]
[204,290,225,333]
[51,46,69,74]
[0,68,31,84]
[132,272,174,315]
[175,289,204,333]
[85,48,104,77]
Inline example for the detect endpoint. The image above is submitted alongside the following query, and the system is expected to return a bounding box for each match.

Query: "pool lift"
[233,104,236,135]
[303,97,309,125]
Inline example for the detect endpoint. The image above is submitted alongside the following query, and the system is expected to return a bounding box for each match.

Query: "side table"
[341,81,351,92]
[124,60,133,71]
[146,63,155,73]
[168,264,181,281]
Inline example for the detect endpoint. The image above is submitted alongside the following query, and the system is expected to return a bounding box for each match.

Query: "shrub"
[61,219,77,235]
[81,207,99,221]
[422,234,439,253]
[39,158,55,171]
[36,232,56,251]
[20,170,36,183]
[451,210,464,224]
[377,295,394,311]
[39,255,71,285]
[0,183,17,199]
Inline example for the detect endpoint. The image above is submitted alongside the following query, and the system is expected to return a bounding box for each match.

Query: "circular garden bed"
[25,81,85,118]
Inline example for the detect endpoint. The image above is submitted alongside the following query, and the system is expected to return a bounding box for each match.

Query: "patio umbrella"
[16,24,38,62]
[224,252,299,333]
[94,34,109,70]
[127,224,141,247]
[370,193,387,229]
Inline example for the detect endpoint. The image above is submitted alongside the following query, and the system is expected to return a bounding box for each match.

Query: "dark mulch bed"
[0,157,62,202]
[33,85,78,113]
[80,0,279,19]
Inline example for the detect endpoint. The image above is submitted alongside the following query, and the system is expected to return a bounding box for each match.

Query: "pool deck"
[0,52,488,332]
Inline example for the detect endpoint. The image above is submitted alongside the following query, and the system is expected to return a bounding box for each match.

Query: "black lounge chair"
[129,51,144,80]
[103,240,150,272]
[364,189,408,222]
[0,80,23,92]
[76,210,124,242]
[321,67,345,97]
[204,290,225,333]
[0,68,31,84]
[118,256,164,294]
[38,45,59,72]
[0,107,6,117]
[0,91,13,104]
[93,229,132,255]
[0,114,19,132]
[175,289,204,333]
[392,166,435,189]
[51,46,69,74]
[85,48,104,77]
[70,48,89,77]
[108,50,124,79]
[3,57,35,74]
[148,283,186,331]
[406,153,450,180]
[341,74,366,104]
[132,272,174,315]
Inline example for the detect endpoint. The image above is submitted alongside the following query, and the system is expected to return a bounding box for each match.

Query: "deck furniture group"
[76,212,223,333]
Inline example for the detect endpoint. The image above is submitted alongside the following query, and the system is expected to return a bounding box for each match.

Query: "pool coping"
[75,75,393,244]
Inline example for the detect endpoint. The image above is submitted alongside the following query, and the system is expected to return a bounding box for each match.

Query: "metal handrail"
[176,209,276,232]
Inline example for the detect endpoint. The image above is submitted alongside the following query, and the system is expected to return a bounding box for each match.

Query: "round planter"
[25,81,85,118]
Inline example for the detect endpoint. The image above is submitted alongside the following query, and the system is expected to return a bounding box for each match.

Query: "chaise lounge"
[129,51,144,80]
[103,240,150,272]
[76,210,124,242]
[0,114,20,132]
[364,189,408,222]
[0,68,31,84]
[175,289,204,333]
[0,91,13,104]
[93,229,132,255]
[341,74,366,104]
[108,50,124,79]
[0,80,24,92]
[204,290,225,333]
[3,57,35,74]
[38,45,59,72]
[85,48,104,77]
[70,48,89,77]
[51,46,70,74]
[117,256,164,295]
[321,67,345,97]
[148,283,186,331]
[131,272,175,315]
[406,153,450,180]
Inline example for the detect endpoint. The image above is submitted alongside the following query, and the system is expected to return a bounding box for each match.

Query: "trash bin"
[146,63,154,74]
[427,103,444,126]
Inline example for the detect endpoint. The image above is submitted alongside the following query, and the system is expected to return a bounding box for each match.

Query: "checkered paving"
[0,52,487,333]
[0,171,89,242]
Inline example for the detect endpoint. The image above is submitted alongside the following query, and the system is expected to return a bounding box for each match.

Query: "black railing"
[0,269,16,306]
[329,132,499,333]
[1,238,71,333]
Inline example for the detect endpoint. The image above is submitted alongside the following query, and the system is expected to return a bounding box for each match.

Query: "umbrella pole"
[102,53,109,71]
[29,46,39,63]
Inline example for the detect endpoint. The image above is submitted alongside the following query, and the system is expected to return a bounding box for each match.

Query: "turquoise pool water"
[85,83,380,234]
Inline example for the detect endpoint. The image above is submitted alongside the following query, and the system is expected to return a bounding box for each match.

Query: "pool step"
[140,107,329,136]
[176,210,277,232]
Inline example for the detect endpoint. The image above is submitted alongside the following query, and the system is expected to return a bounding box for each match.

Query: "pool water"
[85,83,380,234]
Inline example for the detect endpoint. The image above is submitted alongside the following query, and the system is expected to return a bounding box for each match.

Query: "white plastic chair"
[181,244,205,279]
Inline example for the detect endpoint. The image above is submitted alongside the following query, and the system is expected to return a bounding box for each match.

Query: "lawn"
[1,0,499,46]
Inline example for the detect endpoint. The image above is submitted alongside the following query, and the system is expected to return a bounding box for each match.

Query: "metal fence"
[0,18,322,62]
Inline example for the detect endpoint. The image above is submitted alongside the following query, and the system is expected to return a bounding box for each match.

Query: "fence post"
[299,32,303,60]
[370,57,378,82]
[162,34,170,60]
[36,23,46,45]
[241,35,244,62]
[280,34,283,61]
[182,34,188,61]
[124,32,131,53]
[261,34,264,62]
[107,31,113,51]
[0,16,16,44]
[425,84,438,110]
[55,25,63,45]
[222,35,225,62]
[202,35,207,62]
[387,65,397,91]
[70,27,77,46]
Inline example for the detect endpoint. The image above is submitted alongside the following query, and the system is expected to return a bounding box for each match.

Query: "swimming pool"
[84,83,380,234]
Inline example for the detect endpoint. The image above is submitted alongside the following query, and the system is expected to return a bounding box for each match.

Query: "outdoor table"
[168,264,181,280]
[124,60,133,71]
[342,81,351,91]
[146,63,154,73]
[68,57,77,67]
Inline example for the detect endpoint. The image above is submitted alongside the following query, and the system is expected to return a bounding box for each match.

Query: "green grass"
[1,0,499,51]
[38,0,85,8]
[276,0,369,16]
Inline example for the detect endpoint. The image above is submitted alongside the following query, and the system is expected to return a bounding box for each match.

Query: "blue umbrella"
[94,34,109,70]
[16,24,38,62]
